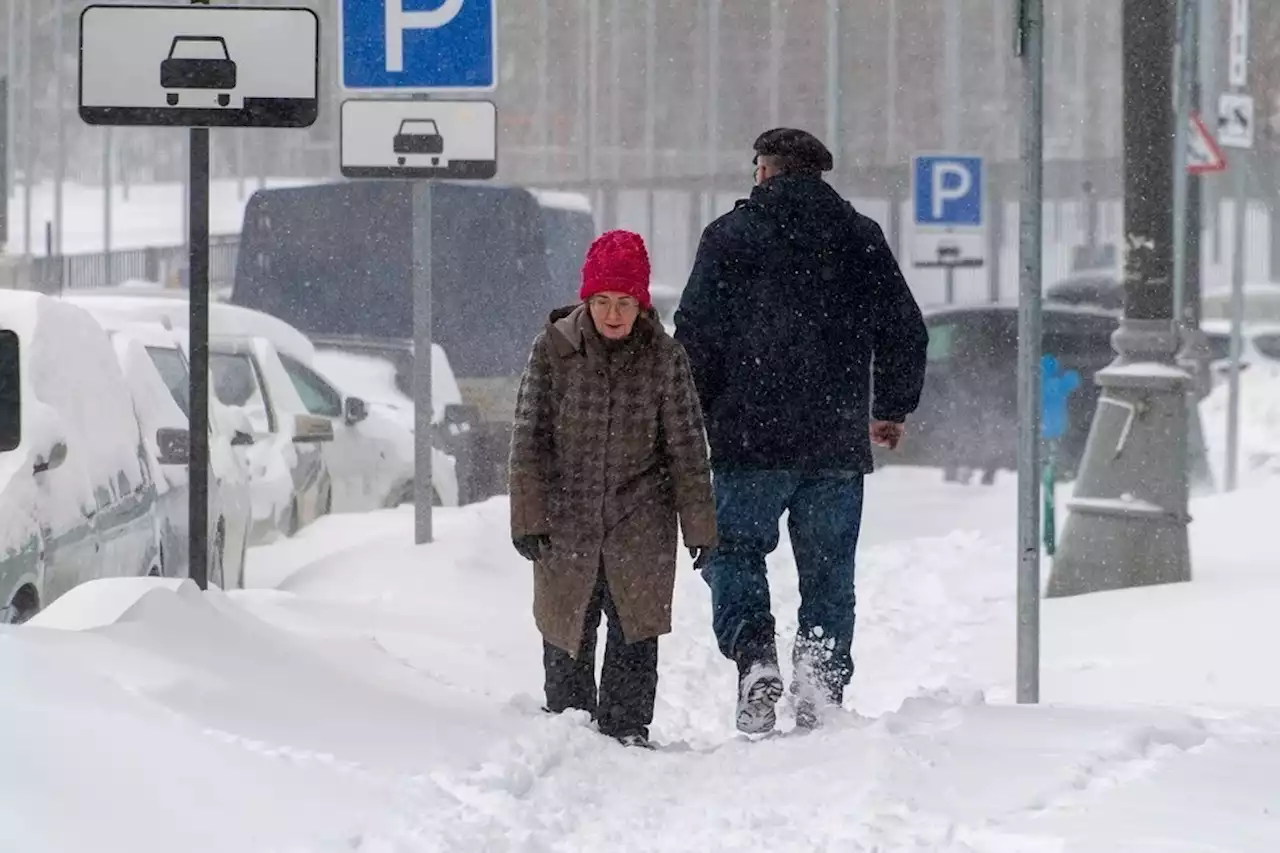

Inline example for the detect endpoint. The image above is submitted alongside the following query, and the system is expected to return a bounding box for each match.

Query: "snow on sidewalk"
[3,473,1280,850]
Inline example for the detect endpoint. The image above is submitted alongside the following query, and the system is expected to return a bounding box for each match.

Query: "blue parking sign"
[913,155,984,228]
[341,0,497,92]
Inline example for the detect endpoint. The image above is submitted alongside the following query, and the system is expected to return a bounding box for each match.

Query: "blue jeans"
[700,469,865,697]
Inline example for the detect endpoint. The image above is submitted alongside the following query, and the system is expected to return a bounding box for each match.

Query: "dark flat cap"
[752,128,833,172]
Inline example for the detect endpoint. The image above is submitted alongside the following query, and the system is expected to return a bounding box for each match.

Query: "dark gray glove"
[513,534,550,562]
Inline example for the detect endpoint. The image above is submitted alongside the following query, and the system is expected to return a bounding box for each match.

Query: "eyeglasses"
[588,295,640,314]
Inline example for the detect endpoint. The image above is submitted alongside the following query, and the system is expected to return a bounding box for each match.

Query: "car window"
[926,323,956,363]
[146,345,191,419]
[278,353,343,418]
[211,352,273,433]
[1252,333,1280,360]
[0,330,19,452]
[1202,332,1232,362]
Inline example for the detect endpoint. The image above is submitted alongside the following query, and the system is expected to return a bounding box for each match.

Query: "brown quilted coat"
[509,304,718,656]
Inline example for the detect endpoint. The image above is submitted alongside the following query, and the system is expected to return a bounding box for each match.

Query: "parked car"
[0,293,169,624]
[872,301,1119,480]
[1200,319,1280,382]
[210,335,336,542]
[62,290,460,510]
[105,322,254,589]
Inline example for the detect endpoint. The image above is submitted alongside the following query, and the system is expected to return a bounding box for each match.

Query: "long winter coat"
[509,304,718,656]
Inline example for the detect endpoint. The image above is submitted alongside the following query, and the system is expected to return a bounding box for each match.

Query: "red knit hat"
[579,229,652,310]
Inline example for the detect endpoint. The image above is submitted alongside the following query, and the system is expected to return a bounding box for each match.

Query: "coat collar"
[545,303,663,359]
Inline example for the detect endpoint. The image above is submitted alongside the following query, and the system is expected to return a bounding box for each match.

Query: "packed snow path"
[5,470,1280,851]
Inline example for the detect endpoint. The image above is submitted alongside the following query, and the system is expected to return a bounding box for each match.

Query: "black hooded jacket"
[674,174,928,472]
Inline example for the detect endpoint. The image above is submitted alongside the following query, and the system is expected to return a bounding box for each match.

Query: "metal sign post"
[78,1,320,589]
[1014,0,1045,705]
[339,0,499,546]
[1220,0,1252,492]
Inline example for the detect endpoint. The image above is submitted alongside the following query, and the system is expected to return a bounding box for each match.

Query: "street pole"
[1176,0,1216,495]
[1015,0,1044,705]
[1223,0,1250,493]
[52,0,64,259]
[413,178,434,545]
[21,0,30,259]
[1050,0,1192,598]
[825,0,840,152]
[103,127,112,284]
[188,124,210,590]
[1171,0,1193,328]
[706,0,720,218]
[644,0,656,242]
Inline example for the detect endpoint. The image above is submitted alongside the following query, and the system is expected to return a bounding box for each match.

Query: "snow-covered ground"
[4,466,1280,851]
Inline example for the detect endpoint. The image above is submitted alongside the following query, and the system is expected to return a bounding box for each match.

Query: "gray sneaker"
[736,662,785,734]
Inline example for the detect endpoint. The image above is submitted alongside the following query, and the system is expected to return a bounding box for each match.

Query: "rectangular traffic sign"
[1228,0,1250,88]
[1218,92,1255,149]
[913,155,983,227]
[340,98,497,179]
[911,153,985,268]
[340,0,496,92]
[78,4,319,128]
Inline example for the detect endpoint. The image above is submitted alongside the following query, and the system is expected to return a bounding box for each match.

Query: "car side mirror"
[34,440,68,475]
[293,413,335,444]
[344,395,369,425]
[443,402,478,433]
[230,430,255,447]
[155,427,190,465]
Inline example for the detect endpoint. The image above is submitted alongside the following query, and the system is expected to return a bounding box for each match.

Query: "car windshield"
[400,120,438,134]
[171,38,227,61]
[146,345,190,418]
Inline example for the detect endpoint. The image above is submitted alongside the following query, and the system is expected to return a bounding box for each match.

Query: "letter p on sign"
[932,162,972,220]
[385,0,464,72]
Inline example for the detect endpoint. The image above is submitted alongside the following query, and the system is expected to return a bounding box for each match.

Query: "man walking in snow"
[674,128,928,733]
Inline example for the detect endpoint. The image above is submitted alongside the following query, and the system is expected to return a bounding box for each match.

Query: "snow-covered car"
[108,324,253,590]
[61,290,460,511]
[0,293,167,623]
[1200,320,1280,384]
[60,299,257,587]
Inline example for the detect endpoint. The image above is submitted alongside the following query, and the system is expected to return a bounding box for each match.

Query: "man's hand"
[513,534,551,562]
[870,420,906,450]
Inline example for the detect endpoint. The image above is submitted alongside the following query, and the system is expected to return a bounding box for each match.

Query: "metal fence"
[2,233,240,293]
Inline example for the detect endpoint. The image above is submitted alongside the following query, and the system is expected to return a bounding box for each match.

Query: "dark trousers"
[543,571,659,739]
[700,469,864,701]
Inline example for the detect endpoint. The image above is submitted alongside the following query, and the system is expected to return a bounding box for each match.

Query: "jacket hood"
[747,174,858,252]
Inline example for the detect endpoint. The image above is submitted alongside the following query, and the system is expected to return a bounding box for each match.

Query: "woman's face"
[588,292,641,340]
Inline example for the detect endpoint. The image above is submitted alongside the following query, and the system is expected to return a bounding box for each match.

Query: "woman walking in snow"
[508,229,718,749]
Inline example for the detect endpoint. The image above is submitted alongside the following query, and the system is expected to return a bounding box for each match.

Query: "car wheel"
[282,498,300,537]
[2,586,38,625]
[397,156,406,166]
[218,93,230,107]
[166,93,178,106]
[211,521,226,589]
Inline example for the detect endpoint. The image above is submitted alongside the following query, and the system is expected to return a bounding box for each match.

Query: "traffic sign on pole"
[340,98,497,180]
[78,4,320,128]
[910,153,986,270]
[78,1,321,591]
[340,0,497,92]
[1187,111,1227,174]
[1217,92,1255,149]
[340,0,498,545]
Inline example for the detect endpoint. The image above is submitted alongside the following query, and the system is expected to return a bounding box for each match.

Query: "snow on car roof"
[0,292,149,553]
[529,189,593,213]
[61,292,317,364]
